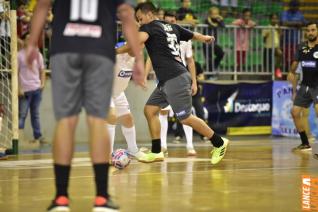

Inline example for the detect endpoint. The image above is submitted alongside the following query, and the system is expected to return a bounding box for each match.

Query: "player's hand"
[141,77,148,90]
[191,82,198,96]
[25,44,39,69]
[204,35,215,44]
[132,57,145,87]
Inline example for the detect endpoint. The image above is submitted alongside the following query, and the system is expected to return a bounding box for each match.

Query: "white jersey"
[113,53,135,97]
[180,40,193,66]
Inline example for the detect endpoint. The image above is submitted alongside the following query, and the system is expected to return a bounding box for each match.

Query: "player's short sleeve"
[185,40,193,58]
[139,24,151,36]
[176,24,194,41]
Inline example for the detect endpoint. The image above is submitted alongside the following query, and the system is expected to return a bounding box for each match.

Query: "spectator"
[262,13,282,78]
[280,0,306,72]
[203,7,225,77]
[17,4,31,38]
[157,8,165,21]
[176,0,199,25]
[0,0,10,68]
[232,8,256,71]
[18,34,46,144]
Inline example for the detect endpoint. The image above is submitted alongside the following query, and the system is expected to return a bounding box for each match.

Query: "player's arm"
[117,4,143,59]
[116,32,148,55]
[145,56,153,79]
[186,56,197,96]
[287,61,299,93]
[192,32,215,44]
[117,4,146,86]
[26,0,51,66]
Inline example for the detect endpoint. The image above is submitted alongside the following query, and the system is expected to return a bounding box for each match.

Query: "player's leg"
[106,102,117,153]
[166,72,229,164]
[159,107,170,154]
[47,53,83,212]
[301,108,314,143]
[82,54,119,211]
[139,87,168,163]
[291,85,312,151]
[115,92,145,159]
[183,123,196,156]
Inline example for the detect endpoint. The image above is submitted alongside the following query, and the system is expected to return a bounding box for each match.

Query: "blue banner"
[272,81,318,137]
[202,82,273,135]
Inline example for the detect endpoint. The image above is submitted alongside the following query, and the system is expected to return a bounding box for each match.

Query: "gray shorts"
[146,72,192,120]
[50,53,114,120]
[294,84,318,108]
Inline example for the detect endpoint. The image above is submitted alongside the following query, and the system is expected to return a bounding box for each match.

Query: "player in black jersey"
[117,2,229,164]
[26,1,144,212]
[287,22,318,154]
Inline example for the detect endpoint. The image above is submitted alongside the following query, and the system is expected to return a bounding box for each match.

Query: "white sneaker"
[127,150,146,160]
[187,148,197,156]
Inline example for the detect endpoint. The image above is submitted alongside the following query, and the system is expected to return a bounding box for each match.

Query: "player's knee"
[144,106,155,119]
[179,115,192,126]
[291,108,300,119]
[107,113,117,125]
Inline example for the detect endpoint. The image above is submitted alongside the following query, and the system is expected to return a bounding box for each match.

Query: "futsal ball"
[111,149,131,169]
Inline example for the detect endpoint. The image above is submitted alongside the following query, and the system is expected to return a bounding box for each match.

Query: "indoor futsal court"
[0,137,318,211]
[1,81,318,212]
[1,0,318,211]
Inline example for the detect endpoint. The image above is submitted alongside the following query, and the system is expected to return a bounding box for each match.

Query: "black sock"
[210,133,224,148]
[54,164,71,198]
[299,131,309,145]
[152,139,161,153]
[93,163,109,198]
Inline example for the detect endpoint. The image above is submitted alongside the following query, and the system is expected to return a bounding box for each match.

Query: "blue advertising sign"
[202,82,273,135]
[272,81,318,137]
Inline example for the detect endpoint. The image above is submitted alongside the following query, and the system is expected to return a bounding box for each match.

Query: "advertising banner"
[202,82,273,135]
[272,81,318,137]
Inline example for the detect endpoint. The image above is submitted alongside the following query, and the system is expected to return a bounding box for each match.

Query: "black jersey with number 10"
[140,20,194,83]
[51,0,125,62]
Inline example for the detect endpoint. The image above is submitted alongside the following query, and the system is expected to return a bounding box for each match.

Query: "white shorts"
[110,92,130,117]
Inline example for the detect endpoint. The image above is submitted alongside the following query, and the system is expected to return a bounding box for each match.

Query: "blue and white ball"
[111,149,131,169]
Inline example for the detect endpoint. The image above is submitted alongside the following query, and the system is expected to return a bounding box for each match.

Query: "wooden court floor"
[0,136,317,212]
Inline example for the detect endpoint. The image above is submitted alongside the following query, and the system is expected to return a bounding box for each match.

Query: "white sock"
[159,114,168,149]
[183,124,193,149]
[107,124,116,153]
[121,125,138,153]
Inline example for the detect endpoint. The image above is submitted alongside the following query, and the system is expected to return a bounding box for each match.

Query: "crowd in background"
[0,0,310,76]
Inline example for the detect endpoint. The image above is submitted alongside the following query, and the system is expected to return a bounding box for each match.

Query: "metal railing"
[190,24,305,80]
[40,23,305,81]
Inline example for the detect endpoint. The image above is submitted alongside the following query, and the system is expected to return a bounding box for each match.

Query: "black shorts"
[146,72,192,120]
[50,53,114,120]
[294,84,318,108]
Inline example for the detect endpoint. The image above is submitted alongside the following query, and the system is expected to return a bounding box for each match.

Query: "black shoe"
[292,144,312,152]
[313,154,318,160]
[93,196,120,212]
[47,196,70,212]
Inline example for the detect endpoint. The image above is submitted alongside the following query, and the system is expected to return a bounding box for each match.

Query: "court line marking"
[0,165,317,182]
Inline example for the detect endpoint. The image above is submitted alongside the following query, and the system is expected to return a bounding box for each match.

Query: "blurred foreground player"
[26,0,144,211]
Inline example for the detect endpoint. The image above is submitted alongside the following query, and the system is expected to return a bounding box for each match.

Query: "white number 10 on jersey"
[70,0,99,22]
